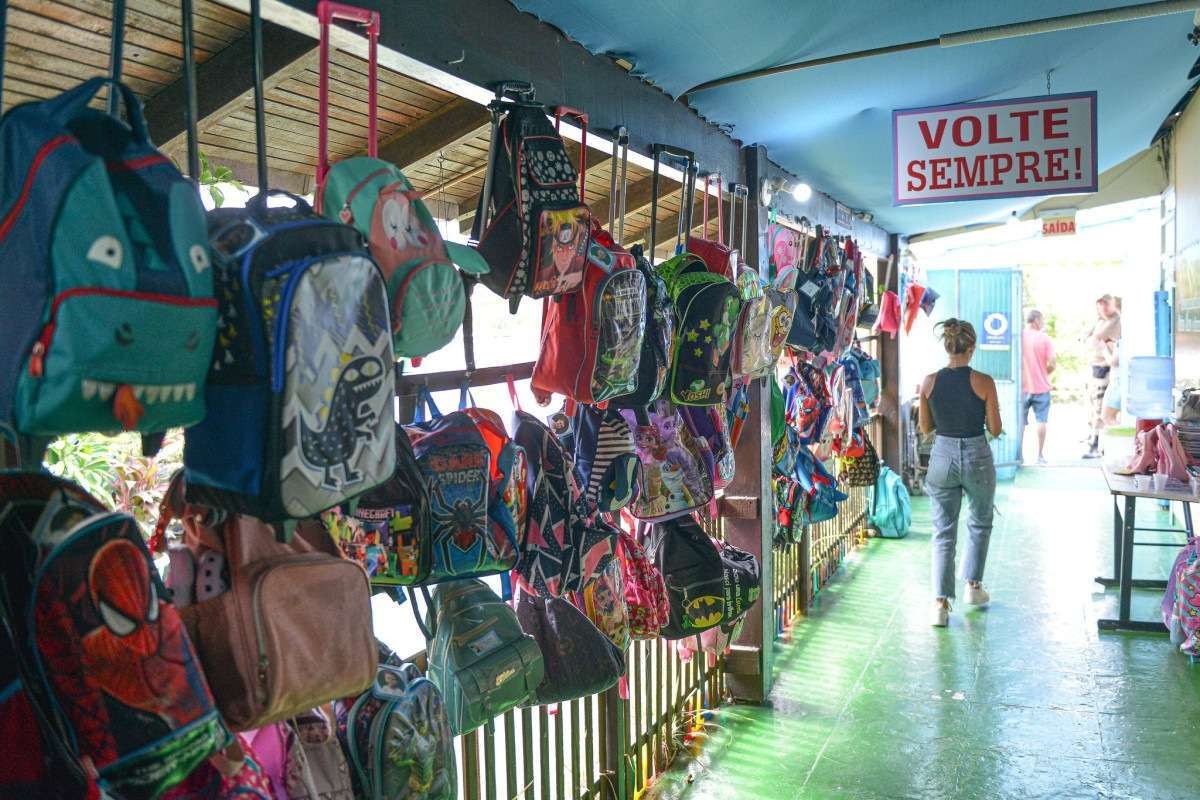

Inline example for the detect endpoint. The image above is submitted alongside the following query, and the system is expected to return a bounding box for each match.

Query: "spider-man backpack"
[0,473,224,800]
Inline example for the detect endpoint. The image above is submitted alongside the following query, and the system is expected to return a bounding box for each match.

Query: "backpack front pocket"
[531,205,590,296]
[17,288,216,434]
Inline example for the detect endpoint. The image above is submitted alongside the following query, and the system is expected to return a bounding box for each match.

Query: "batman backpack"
[0,78,216,455]
[184,192,397,522]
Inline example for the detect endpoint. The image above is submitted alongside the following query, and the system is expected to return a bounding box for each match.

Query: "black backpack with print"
[472,96,591,313]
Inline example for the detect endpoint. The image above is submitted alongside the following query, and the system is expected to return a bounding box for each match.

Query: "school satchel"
[652,517,728,640]
[517,592,625,705]
[532,219,647,405]
[621,398,715,523]
[340,663,456,800]
[0,473,224,800]
[512,408,581,597]
[284,706,355,800]
[185,190,397,523]
[415,579,544,734]
[611,245,677,410]
[656,252,742,406]
[0,78,217,446]
[472,97,591,312]
[173,508,377,731]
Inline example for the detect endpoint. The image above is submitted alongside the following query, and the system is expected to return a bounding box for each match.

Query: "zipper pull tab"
[28,341,46,378]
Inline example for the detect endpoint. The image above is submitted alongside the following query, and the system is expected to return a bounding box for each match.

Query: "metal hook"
[446,50,465,66]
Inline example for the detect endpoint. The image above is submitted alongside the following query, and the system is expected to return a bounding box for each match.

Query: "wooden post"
[723,145,775,703]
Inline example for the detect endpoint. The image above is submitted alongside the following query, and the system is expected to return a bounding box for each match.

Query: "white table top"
[1102,465,1198,502]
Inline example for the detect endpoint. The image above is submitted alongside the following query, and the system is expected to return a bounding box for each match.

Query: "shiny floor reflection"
[659,467,1199,799]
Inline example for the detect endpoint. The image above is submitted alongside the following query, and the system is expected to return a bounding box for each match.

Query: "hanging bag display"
[413,579,544,734]
[0,473,224,800]
[341,663,456,800]
[472,84,591,312]
[532,112,647,405]
[315,1,487,360]
[183,0,396,523]
[574,557,632,651]
[516,591,626,705]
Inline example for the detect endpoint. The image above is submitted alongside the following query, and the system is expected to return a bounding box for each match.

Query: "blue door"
[924,269,1023,480]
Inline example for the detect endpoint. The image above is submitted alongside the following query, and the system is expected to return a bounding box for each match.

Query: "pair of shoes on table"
[932,584,990,626]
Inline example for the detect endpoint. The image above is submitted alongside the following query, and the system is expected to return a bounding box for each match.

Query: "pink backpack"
[618,525,671,640]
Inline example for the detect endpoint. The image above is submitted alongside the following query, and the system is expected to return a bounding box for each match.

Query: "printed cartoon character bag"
[617,523,671,640]
[651,517,729,640]
[532,218,647,405]
[512,408,582,597]
[403,391,520,583]
[732,272,798,380]
[574,558,631,651]
[472,96,591,312]
[326,423,433,587]
[0,473,224,800]
[611,245,676,410]
[0,78,217,447]
[621,399,714,523]
[341,663,456,800]
[656,253,743,407]
[185,190,397,524]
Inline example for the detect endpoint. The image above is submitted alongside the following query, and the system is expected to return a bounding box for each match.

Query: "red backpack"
[531,219,647,404]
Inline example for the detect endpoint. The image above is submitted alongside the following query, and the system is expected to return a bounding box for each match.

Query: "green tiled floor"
[657,467,1200,800]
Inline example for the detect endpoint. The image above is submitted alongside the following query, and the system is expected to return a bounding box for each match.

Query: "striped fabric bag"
[572,405,640,514]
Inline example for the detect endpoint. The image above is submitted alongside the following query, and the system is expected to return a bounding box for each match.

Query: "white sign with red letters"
[893,93,1097,206]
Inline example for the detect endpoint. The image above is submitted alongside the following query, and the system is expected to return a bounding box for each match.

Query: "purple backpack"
[620,399,713,522]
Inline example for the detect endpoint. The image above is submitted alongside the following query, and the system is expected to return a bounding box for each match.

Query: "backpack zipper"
[27,287,217,378]
[249,555,326,706]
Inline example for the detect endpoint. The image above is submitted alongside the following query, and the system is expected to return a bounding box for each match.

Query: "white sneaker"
[964,583,990,605]
[932,600,950,627]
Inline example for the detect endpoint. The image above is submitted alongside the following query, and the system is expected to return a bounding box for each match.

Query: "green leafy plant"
[44,430,183,537]
[198,151,244,208]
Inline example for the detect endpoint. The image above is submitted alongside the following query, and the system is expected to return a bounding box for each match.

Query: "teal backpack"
[870,466,912,538]
[412,579,543,734]
[320,156,489,359]
[0,78,216,447]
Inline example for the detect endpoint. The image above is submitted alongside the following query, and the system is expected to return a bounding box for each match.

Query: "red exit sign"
[1041,212,1077,236]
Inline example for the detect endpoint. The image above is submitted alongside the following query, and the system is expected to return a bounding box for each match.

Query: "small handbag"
[838,432,881,488]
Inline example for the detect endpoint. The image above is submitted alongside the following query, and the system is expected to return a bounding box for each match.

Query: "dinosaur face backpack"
[403,394,521,582]
[415,579,544,734]
[532,219,647,405]
[516,592,625,705]
[0,78,216,445]
[472,96,591,312]
[0,473,224,800]
[341,663,456,800]
[184,191,397,522]
[621,399,714,523]
[656,253,742,407]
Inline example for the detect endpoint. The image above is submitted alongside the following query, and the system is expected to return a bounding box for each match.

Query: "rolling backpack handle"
[649,144,696,265]
[728,183,749,277]
[608,126,629,241]
[700,171,725,246]
[553,106,589,198]
[473,81,536,242]
[315,1,380,209]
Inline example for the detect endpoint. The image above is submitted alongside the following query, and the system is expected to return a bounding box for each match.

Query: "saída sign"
[893,93,1097,205]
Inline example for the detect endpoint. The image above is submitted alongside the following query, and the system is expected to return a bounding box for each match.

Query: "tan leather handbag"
[176,512,377,731]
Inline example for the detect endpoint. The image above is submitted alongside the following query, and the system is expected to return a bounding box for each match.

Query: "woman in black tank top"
[918,319,1003,628]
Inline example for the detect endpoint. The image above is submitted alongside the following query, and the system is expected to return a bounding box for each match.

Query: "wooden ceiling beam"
[376,97,490,172]
[143,21,316,159]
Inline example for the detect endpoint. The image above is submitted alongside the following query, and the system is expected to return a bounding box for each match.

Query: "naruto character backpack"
[183,191,396,523]
[472,92,591,312]
[0,78,216,449]
[656,253,742,407]
[0,473,224,800]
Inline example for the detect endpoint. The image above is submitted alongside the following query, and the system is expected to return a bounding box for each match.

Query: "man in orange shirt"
[1021,310,1056,465]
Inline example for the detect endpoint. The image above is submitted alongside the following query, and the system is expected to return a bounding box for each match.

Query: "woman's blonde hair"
[936,318,976,355]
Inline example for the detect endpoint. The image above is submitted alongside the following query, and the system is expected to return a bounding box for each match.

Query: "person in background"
[1083,294,1121,459]
[1101,339,1122,427]
[919,319,1003,628]
[1021,310,1056,465]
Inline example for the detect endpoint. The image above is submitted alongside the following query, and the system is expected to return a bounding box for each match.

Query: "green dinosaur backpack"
[412,579,543,734]
[319,156,488,359]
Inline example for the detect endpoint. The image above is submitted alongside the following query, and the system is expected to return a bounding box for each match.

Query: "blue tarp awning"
[510,0,1198,235]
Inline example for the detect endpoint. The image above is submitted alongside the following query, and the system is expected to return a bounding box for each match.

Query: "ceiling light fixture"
[760,176,813,207]
[791,181,813,203]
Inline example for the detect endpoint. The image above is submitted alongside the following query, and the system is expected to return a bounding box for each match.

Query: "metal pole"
[181,0,201,185]
[618,129,629,244]
[684,0,1200,95]
[251,0,269,191]
[108,0,127,116]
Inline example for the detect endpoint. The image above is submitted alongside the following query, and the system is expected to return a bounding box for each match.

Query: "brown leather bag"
[175,511,377,731]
